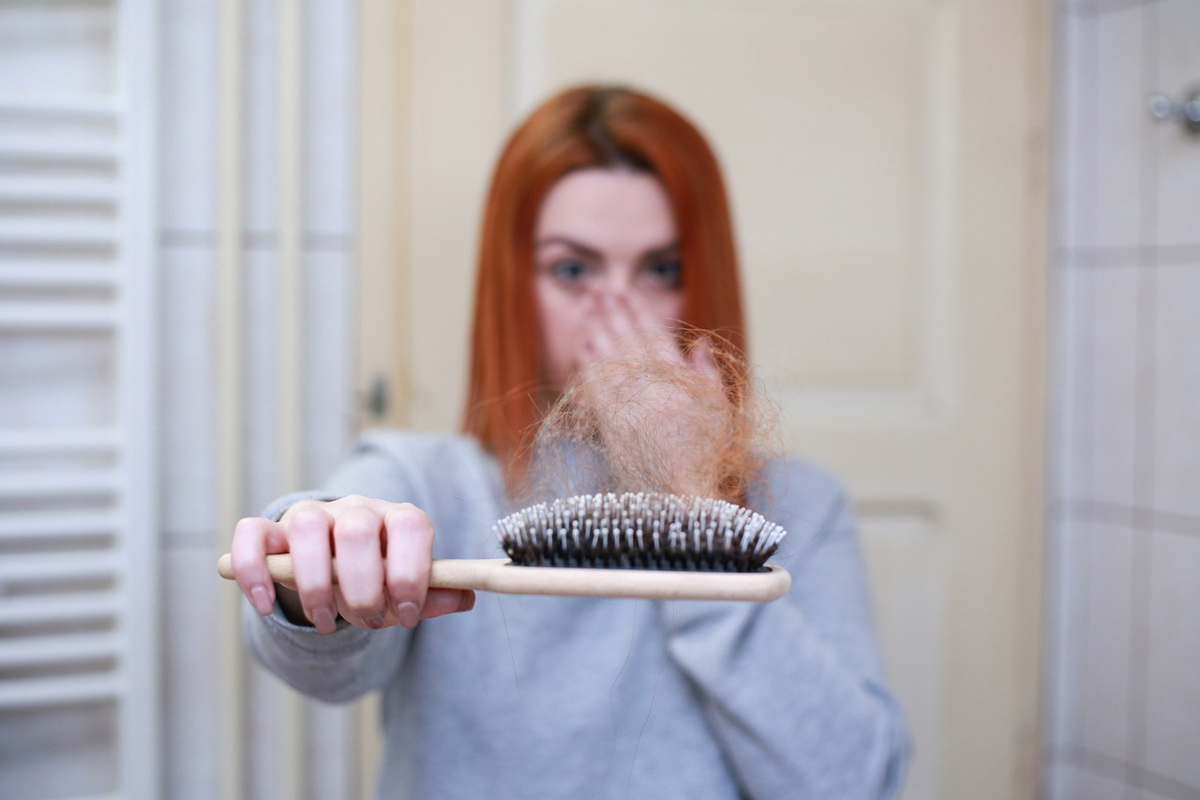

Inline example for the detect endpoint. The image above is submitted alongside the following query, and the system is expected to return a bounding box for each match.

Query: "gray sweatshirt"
[245,432,911,799]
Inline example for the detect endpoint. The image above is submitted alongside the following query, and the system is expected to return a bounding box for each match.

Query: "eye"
[546,258,592,285]
[643,258,682,288]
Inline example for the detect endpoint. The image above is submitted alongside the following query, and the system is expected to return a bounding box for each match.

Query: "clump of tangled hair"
[524,336,779,506]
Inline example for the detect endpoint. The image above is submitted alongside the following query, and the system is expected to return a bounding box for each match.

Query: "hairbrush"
[218,492,791,602]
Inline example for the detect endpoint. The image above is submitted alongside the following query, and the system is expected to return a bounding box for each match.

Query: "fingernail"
[363,612,386,629]
[458,592,476,612]
[311,605,337,634]
[397,601,420,629]
[249,584,273,616]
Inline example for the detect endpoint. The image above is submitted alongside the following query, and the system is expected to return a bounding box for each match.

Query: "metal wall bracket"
[1148,86,1200,135]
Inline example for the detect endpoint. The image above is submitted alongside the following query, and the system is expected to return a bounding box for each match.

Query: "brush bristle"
[494,492,786,572]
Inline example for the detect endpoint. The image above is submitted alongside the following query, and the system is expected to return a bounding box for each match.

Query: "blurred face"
[533,168,684,391]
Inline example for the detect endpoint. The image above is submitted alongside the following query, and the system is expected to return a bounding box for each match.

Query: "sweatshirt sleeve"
[243,442,432,704]
[658,462,911,799]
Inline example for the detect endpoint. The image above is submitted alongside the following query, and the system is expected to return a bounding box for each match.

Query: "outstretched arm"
[235,446,475,703]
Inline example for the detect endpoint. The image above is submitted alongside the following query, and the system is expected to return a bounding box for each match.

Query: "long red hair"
[463,85,747,483]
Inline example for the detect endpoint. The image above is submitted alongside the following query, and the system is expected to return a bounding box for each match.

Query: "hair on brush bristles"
[494,491,787,573]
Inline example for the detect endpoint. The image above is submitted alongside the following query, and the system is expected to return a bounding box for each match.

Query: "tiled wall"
[1046,1,1200,798]
[158,1,360,798]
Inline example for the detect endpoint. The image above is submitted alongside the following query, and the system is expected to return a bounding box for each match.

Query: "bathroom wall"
[158,1,361,797]
[1046,0,1200,797]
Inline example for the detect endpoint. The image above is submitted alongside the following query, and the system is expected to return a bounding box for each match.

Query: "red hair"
[463,85,747,483]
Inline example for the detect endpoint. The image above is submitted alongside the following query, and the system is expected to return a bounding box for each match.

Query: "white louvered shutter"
[0,2,159,798]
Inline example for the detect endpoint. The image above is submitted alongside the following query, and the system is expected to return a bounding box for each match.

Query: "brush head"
[494,492,786,573]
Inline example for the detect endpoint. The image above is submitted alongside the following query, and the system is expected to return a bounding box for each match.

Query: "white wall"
[1046,0,1200,796]
[157,1,361,798]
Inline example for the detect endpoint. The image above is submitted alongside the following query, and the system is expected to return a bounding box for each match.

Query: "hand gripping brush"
[218,491,791,602]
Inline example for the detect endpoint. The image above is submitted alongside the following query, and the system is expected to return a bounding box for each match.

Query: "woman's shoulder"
[755,454,854,548]
[357,429,492,468]
[323,430,504,511]
[761,454,848,509]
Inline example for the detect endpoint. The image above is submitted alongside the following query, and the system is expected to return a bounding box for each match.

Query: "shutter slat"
[0,219,117,247]
[0,301,117,329]
[0,134,118,163]
[0,632,120,668]
[0,510,119,539]
[0,592,119,624]
[0,675,121,709]
[0,262,116,288]
[0,552,118,582]
[0,176,118,205]
[0,95,118,119]
[0,472,119,498]
[0,427,120,453]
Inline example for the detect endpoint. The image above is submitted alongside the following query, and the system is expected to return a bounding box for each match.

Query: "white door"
[359,3,1048,797]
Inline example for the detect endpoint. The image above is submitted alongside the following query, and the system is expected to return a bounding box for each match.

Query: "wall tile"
[244,664,294,800]
[163,546,221,800]
[1078,522,1136,762]
[1049,3,1200,800]
[244,0,280,237]
[1152,263,1200,518]
[1048,761,1132,800]
[305,702,357,800]
[159,245,217,539]
[303,1,356,239]
[1050,261,1095,504]
[243,248,281,513]
[159,0,217,233]
[1060,7,1099,251]
[1142,531,1200,789]
[1054,7,1094,252]
[1087,266,1139,507]
[1155,0,1200,247]
[303,249,357,487]
[1047,517,1089,748]
[1091,3,1148,251]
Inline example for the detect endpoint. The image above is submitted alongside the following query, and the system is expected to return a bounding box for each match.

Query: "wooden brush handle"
[217,553,790,602]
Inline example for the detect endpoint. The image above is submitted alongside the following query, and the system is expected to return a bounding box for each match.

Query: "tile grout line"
[1058,245,1200,267]
[1067,0,1163,17]
[1066,498,1200,537]
[1063,744,1200,800]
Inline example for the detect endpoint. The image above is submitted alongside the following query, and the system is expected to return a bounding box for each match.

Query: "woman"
[231,85,910,799]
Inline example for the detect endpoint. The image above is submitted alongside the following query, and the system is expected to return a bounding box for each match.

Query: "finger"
[330,584,396,630]
[615,293,681,362]
[579,324,615,372]
[286,504,339,634]
[687,335,722,383]
[330,505,389,626]
[602,292,640,355]
[420,588,476,620]
[324,493,391,515]
[383,504,435,629]
[231,516,288,615]
[576,338,599,372]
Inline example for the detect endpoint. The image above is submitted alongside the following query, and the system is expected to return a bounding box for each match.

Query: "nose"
[592,267,634,303]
